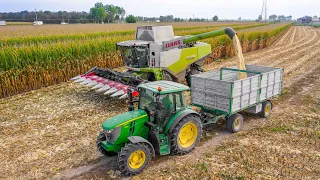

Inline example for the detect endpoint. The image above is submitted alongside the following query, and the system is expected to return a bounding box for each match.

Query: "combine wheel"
[170,115,202,155]
[226,113,243,133]
[259,101,272,118]
[186,69,202,86]
[117,143,151,176]
[96,131,117,156]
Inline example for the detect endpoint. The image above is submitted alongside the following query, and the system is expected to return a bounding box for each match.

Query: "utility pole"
[261,0,267,22]
[35,8,38,22]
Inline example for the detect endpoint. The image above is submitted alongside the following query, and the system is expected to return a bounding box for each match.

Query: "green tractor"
[97,81,202,175]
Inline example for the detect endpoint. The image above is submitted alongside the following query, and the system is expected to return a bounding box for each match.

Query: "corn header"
[71,25,236,99]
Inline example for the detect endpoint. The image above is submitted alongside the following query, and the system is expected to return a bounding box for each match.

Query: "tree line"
[0,1,220,24]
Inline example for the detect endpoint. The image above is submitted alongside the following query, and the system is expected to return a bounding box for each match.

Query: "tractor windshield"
[119,46,149,68]
[139,89,154,110]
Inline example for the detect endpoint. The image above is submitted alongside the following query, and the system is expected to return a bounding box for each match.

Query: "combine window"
[119,46,149,68]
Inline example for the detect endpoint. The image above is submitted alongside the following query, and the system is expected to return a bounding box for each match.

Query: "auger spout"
[183,27,237,44]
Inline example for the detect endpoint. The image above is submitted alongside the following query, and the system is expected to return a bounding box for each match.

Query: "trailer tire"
[170,114,202,155]
[226,113,243,133]
[117,143,151,176]
[96,131,117,156]
[259,101,272,118]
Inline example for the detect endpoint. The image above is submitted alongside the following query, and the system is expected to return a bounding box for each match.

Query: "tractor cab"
[136,81,189,127]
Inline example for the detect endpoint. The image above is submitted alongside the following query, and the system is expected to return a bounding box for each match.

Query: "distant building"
[312,16,319,22]
[0,20,6,26]
[33,21,43,25]
[297,16,312,23]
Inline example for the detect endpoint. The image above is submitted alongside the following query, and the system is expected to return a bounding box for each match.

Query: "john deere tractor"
[97,81,202,175]
[71,25,236,99]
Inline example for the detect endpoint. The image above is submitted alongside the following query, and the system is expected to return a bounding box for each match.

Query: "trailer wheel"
[170,115,202,155]
[117,143,151,176]
[96,131,117,156]
[226,113,243,133]
[259,101,272,118]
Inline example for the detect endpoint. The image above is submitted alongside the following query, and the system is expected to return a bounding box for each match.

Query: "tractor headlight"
[103,126,121,143]
[104,129,114,140]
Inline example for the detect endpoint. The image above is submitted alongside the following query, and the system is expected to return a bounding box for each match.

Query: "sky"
[0,0,319,20]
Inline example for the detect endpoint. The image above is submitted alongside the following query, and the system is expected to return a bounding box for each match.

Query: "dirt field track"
[0,26,319,179]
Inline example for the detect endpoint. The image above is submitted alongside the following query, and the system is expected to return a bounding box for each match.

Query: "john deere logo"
[186,55,196,60]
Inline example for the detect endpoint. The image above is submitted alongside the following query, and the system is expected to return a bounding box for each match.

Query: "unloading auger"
[71,25,236,99]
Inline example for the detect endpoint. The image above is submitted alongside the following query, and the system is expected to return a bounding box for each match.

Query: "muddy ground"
[0,26,319,179]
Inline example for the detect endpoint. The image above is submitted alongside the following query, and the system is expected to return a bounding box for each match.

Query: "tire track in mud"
[247,27,317,62]
[257,30,320,68]
[247,27,318,65]
[290,26,297,44]
[272,26,293,47]
[57,26,320,179]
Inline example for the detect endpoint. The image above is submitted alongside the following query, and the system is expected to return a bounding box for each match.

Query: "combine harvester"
[71,25,237,99]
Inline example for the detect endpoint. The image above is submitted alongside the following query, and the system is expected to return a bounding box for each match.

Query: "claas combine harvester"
[71,25,237,99]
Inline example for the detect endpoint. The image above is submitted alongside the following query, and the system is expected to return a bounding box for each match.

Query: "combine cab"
[71,25,236,99]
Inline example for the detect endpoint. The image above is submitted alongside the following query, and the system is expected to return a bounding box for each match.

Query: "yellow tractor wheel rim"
[265,104,271,115]
[234,118,241,129]
[178,122,198,148]
[128,150,146,169]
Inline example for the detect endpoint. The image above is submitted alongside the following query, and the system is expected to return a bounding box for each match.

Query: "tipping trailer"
[191,64,283,131]
[95,64,283,175]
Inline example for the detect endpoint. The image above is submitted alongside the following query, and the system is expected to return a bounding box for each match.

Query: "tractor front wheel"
[170,114,202,155]
[117,143,151,176]
[96,131,117,157]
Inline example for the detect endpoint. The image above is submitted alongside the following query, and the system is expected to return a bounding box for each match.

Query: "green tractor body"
[97,81,202,175]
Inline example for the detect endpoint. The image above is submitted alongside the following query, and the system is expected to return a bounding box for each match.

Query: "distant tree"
[238,17,241,21]
[213,15,218,21]
[258,15,262,21]
[278,15,285,21]
[90,7,99,23]
[286,15,292,20]
[104,4,118,23]
[189,18,193,22]
[115,6,125,21]
[97,6,107,23]
[269,14,277,20]
[125,15,136,23]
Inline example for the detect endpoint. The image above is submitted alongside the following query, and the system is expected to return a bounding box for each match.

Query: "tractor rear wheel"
[259,101,272,118]
[96,131,117,157]
[226,113,244,133]
[170,114,202,155]
[117,143,151,176]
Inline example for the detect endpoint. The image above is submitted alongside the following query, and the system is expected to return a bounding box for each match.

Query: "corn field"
[0,22,291,98]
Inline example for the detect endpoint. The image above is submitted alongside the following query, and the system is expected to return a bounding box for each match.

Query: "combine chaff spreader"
[71,25,237,99]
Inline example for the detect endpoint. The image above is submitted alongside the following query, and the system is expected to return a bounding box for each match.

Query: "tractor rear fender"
[164,109,200,134]
[128,136,155,157]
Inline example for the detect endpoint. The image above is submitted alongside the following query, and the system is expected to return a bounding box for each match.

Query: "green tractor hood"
[102,109,148,130]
